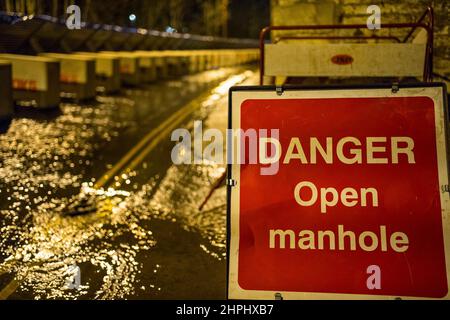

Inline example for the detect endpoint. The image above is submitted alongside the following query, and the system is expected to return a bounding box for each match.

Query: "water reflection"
[0,68,257,299]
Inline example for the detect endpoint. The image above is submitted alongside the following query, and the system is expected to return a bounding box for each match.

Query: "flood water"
[0,67,258,300]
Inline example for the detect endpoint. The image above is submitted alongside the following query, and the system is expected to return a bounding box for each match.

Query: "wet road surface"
[0,67,258,299]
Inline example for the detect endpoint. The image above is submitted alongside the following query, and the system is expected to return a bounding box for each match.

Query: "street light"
[165,26,177,33]
[129,14,137,22]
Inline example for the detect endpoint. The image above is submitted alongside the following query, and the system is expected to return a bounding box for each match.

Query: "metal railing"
[0,12,259,54]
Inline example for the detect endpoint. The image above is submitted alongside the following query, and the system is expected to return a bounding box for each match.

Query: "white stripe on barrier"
[265,43,426,78]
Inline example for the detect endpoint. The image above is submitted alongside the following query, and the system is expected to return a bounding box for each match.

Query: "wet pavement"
[0,67,258,300]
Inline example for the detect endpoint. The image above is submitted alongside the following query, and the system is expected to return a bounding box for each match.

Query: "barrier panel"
[179,51,200,74]
[219,50,234,68]
[0,60,13,121]
[204,51,216,70]
[74,52,121,94]
[100,51,140,86]
[184,51,213,73]
[134,51,187,78]
[211,51,221,69]
[196,52,209,72]
[0,53,60,108]
[160,51,191,76]
[134,51,168,80]
[0,11,260,104]
[39,53,96,100]
[131,52,159,82]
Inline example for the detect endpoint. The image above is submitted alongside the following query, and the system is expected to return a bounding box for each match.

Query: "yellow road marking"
[93,105,186,188]
[0,279,20,300]
[0,88,214,300]
[0,261,44,300]
[0,70,250,299]
[95,90,212,189]
[122,101,199,177]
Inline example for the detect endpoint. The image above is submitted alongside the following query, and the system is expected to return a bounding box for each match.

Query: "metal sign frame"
[227,82,449,300]
[259,7,434,84]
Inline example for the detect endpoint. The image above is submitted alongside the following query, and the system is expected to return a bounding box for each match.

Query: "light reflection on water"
[0,98,153,299]
[0,68,255,299]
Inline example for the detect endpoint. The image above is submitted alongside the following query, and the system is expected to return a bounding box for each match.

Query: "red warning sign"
[228,84,450,300]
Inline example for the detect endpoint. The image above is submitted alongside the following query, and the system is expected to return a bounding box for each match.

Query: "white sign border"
[227,83,450,300]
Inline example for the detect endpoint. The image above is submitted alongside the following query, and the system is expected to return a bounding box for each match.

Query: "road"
[0,66,258,300]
